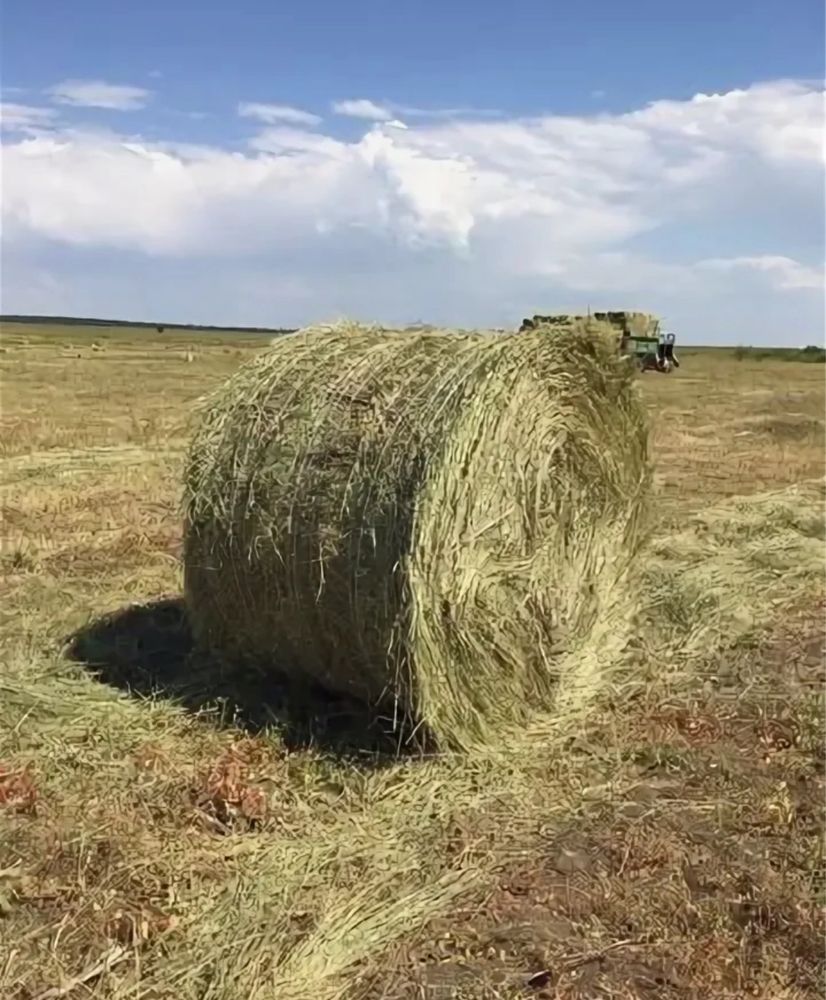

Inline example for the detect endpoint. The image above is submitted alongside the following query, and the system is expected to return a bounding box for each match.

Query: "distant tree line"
[0,314,297,335]
[732,344,826,363]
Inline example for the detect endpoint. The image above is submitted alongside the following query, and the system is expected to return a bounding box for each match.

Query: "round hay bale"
[182,320,651,750]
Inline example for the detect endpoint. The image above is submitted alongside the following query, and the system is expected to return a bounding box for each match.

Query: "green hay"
[182,320,651,751]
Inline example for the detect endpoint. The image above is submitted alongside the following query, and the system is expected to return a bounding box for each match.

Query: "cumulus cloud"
[238,102,321,126]
[627,80,825,166]
[2,79,823,343]
[331,98,393,121]
[48,79,151,110]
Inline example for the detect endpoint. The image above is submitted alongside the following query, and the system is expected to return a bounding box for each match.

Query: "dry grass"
[183,320,650,751]
[0,323,824,1000]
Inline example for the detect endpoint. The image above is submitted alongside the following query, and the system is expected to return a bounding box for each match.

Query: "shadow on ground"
[64,596,421,761]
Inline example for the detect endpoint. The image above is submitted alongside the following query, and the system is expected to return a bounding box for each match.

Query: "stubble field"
[1,321,824,1000]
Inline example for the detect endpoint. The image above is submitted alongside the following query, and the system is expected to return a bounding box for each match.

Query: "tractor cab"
[629,331,679,373]
[651,331,679,372]
[610,315,680,374]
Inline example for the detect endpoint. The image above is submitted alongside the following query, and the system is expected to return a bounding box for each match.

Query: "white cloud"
[238,102,321,126]
[2,79,823,344]
[697,255,824,290]
[626,80,825,166]
[48,79,151,110]
[0,102,58,133]
[331,99,393,121]
[332,99,499,122]
[248,127,347,157]
[392,104,501,120]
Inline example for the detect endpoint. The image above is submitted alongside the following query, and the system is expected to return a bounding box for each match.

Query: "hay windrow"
[182,320,651,750]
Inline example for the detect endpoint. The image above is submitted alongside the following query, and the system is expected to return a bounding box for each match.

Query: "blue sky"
[2,0,824,343]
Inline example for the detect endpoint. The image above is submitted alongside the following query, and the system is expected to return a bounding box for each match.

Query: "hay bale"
[520,311,658,337]
[182,320,651,750]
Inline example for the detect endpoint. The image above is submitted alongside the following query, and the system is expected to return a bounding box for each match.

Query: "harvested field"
[0,321,824,1000]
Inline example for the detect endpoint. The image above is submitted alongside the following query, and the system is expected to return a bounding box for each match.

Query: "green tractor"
[519,310,680,373]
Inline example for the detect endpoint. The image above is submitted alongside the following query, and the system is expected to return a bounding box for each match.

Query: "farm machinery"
[519,310,680,373]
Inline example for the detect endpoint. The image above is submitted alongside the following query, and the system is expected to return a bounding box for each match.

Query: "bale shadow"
[65,596,422,761]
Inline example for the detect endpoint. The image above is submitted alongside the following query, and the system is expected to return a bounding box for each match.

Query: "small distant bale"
[157,325,165,333]
[91,342,103,352]
[183,320,651,750]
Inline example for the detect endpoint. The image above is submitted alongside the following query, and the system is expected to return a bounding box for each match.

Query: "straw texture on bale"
[182,320,651,750]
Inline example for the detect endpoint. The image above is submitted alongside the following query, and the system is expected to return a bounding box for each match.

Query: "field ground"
[1,322,824,999]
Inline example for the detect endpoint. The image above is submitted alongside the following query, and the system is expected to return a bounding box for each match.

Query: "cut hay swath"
[182,320,651,751]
